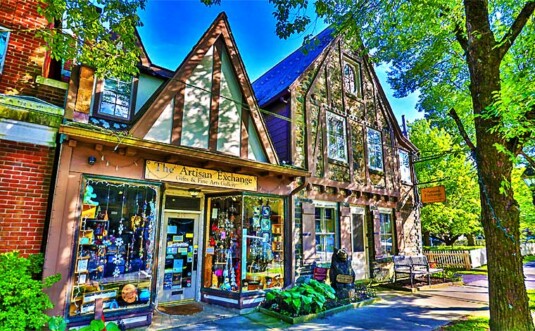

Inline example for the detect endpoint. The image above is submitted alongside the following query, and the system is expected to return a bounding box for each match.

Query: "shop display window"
[69,178,159,317]
[203,194,285,293]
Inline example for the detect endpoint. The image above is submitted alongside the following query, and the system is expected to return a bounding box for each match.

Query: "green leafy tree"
[409,119,481,246]
[38,0,146,79]
[0,252,61,330]
[211,0,535,328]
[512,167,535,234]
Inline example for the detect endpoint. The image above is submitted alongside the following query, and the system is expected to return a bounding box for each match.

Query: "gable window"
[0,27,10,73]
[367,128,383,171]
[343,62,362,98]
[399,150,411,183]
[379,211,395,256]
[326,111,347,162]
[95,77,134,121]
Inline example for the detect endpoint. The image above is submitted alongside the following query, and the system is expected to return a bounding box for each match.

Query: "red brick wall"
[0,1,66,107]
[0,139,55,256]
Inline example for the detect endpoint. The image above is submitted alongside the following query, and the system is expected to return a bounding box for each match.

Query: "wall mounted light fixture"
[188,188,201,198]
[88,156,97,165]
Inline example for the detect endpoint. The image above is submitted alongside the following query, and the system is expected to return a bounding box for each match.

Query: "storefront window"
[69,178,159,317]
[203,194,284,293]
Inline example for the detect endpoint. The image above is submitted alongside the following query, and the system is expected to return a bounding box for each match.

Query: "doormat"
[157,302,204,315]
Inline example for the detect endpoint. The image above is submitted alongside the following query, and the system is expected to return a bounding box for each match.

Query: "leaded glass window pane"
[327,112,347,162]
[367,128,383,171]
[98,78,132,120]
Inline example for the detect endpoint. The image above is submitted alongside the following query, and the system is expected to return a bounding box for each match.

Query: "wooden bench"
[393,255,444,287]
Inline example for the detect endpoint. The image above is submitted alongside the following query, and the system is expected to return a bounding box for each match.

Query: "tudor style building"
[42,13,307,329]
[253,28,421,281]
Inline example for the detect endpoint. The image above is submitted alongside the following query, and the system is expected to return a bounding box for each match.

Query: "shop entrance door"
[158,213,199,303]
[350,207,368,280]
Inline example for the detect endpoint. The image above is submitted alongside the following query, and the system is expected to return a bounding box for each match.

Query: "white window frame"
[399,149,412,184]
[314,205,337,263]
[379,210,395,257]
[326,111,348,162]
[367,128,384,171]
[0,27,10,73]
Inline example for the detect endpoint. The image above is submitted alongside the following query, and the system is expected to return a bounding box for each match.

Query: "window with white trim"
[327,111,347,162]
[399,150,411,183]
[96,77,133,121]
[343,62,362,98]
[379,212,394,256]
[367,128,383,171]
[0,27,10,73]
[315,207,336,263]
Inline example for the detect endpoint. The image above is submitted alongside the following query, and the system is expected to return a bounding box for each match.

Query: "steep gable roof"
[129,12,279,164]
[252,27,335,106]
[135,28,174,79]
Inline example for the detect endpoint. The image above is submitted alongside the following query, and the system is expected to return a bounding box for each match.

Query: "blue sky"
[137,0,423,124]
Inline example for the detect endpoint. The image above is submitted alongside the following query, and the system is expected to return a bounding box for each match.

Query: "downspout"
[288,176,308,286]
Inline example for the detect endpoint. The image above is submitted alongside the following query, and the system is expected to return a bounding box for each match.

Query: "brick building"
[0,0,66,256]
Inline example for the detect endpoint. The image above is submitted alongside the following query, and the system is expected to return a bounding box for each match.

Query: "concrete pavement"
[141,263,535,330]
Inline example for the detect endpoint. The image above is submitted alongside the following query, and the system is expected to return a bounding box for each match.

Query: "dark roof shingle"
[252,27,335,106]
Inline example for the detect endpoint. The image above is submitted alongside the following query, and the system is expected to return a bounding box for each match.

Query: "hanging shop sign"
[145,160,257,191]
[421,185,446,204]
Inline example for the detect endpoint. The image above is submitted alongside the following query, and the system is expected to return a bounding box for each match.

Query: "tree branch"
[521,150,535,168]
[497,1,535,60]
[448,108,476,152]
[453,21,468,53]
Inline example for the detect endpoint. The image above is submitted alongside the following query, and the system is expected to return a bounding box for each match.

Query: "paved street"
[141,263,535,331]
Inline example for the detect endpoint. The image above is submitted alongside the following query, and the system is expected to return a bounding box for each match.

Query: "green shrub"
[263,279,376,317]
[48,316,121,331]
[79,319,121,331]
[263,279,336,317]
[0,251,61,330]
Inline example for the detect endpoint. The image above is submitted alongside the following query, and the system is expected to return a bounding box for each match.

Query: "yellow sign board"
[421,185,446,204]
[145,160,257,191]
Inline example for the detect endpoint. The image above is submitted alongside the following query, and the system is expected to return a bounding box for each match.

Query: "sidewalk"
[140,263,535,330]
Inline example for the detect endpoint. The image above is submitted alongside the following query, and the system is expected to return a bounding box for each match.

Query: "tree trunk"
[464,1,533,329]
[466,234,476,246]
[423,231,431,246]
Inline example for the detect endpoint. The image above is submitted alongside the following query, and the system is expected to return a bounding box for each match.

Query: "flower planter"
[258,297,379,324]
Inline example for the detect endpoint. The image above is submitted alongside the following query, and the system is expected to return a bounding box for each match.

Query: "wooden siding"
[263,102,291,163]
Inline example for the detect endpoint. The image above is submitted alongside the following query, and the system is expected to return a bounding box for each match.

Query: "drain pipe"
[287,176,308,286]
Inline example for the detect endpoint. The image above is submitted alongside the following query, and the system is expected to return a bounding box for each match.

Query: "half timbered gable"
[130,13,277,164]
[254,27,421,275]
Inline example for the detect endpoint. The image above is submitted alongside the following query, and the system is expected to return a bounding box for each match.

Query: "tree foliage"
[38,0,146,80]
[409,119,481,245]
[512,167,535,234]
[0,252,61,330]
[240,0,535,329]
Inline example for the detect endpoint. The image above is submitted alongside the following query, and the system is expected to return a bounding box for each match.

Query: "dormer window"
[94,77,136,122]
[0,27,10,73]
[343,61,362,98]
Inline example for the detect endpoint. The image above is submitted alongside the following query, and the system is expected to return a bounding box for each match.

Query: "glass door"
[158,213,199,303]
